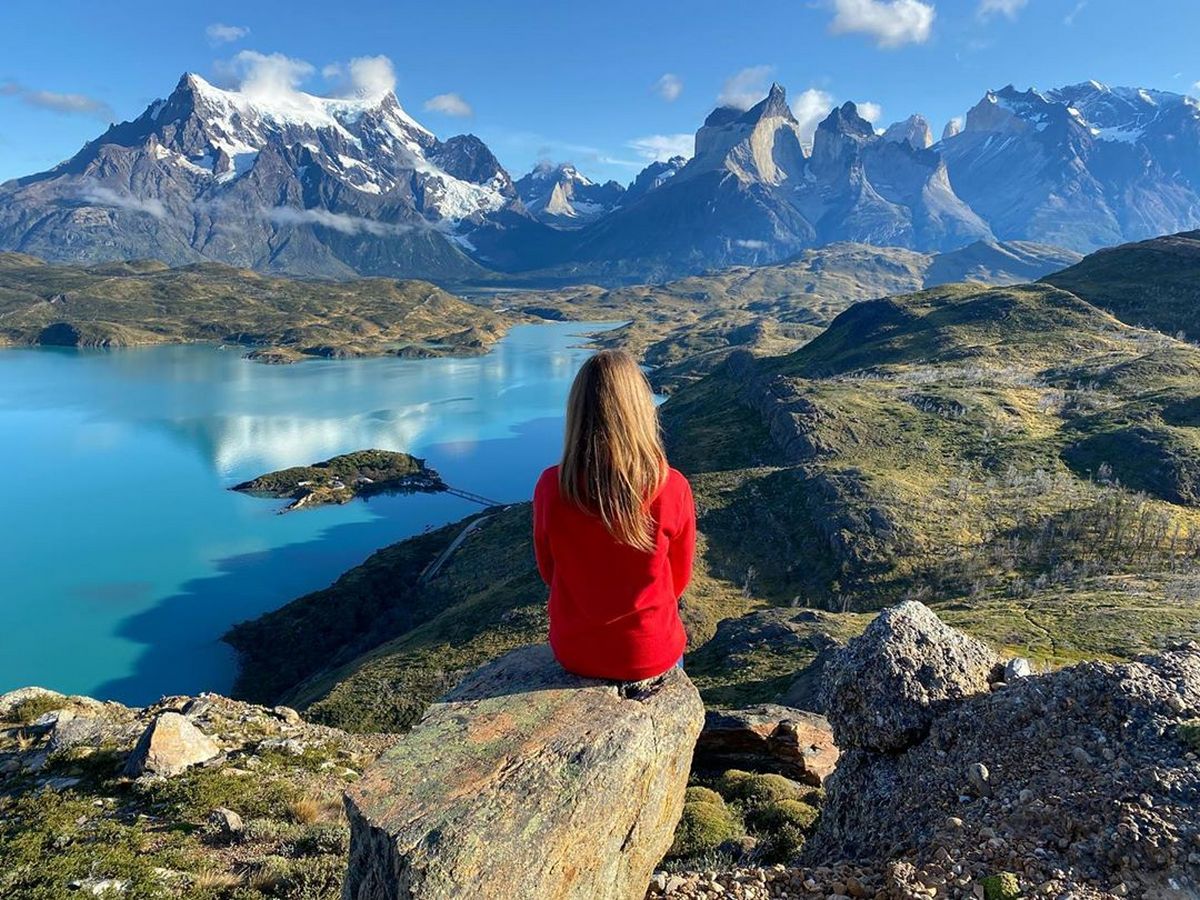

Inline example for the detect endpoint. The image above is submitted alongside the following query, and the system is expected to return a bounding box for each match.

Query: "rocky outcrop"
[808,603,1200,899]
[124,711,221,777]
[343,644,705,900]
[694,705,838,785]
[821,600,999,752]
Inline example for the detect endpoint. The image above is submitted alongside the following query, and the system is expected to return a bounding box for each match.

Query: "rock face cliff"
[343,644,705,900]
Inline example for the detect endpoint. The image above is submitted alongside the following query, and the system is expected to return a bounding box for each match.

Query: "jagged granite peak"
[883,114,934,149]
[429,135,516,197]
[515,161,624,227]
[691,83,806,186]
[622,156,687,205]
[821,102,879,139]
[942,118,962,140]
[942,81,1200,251]
[741,82,797,124]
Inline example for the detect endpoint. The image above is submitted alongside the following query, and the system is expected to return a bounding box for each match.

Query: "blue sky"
[0,0,1196,185]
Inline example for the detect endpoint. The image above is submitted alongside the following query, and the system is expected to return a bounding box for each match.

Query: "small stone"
[1004,658,1033,680]
[967,762,992,797]
[272,705,302,726]
[1071,746,1093,766]
[207,806,244,840]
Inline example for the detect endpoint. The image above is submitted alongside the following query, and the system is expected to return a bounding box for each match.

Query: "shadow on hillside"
[92,495,476,705]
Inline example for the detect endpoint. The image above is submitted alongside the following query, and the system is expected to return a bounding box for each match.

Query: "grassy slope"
[0,253,512,359]
[496,241,1077,392]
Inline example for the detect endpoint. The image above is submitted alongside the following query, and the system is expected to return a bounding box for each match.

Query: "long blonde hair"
[560,349,667,552]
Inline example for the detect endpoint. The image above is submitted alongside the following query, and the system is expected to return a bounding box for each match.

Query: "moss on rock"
[981,872,1022,900]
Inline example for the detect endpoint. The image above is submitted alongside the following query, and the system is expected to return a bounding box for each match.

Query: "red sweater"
[533,465,695,681]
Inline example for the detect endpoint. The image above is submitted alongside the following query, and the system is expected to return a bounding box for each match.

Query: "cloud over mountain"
[655,74,683,102]
[828,0,936,48]
[718,66,775,110]
[424,93,473,117]
[205,23,249,45]
[627,134,694,161]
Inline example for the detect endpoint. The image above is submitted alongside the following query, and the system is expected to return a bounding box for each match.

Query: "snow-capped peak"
[179,72,432,141]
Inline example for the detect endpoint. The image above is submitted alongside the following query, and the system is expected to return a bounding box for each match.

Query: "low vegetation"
[0,253,513,360]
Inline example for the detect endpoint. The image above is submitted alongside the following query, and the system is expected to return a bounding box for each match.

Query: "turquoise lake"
[0,321,617,704]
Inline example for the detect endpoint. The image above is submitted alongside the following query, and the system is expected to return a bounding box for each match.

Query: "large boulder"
[811,643,1200,896]
[343,644,705,900]
[821,600,999,751]
[694,705,838,785]
[123,712,220,777]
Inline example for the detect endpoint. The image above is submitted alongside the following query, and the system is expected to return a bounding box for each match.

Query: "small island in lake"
[233,449,446,513]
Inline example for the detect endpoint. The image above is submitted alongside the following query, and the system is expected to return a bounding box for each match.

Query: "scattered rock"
[344,644,704,900]
[272,705,302,726]
[821,601,1000,751]
[1003,658,1032,680]
[124,712,220,778]
[809,604,1200,896]
[207,807,244,841]
[966,762,991,798]
[694,704,838,785]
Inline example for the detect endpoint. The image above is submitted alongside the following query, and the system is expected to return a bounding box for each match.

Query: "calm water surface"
[0,321,617,703]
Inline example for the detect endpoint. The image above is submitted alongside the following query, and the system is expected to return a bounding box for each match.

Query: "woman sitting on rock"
[534,349,695,682]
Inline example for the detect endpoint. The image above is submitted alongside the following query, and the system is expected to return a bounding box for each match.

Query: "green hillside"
[1044,230,1200,339]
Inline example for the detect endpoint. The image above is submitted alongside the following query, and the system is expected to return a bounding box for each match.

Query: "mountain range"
[1,75,1198,281]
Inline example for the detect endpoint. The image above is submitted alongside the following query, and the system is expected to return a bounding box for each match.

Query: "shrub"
[684,786,725,806]
[716,770,805,805]
[755,823,807,864]
[746,798,820,833]
[242,818,305,844]
[1179,719,1200,751]
[143,768,300,822]
[7,693,65,725]
[667,800,743,859]
[287,822,350,857]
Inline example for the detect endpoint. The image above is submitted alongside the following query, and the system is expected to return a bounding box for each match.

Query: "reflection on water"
[0,322,617,703]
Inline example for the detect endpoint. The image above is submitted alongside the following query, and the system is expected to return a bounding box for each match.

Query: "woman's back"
[534,464,694,681]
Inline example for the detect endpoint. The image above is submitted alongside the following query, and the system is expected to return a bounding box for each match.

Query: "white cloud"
[734,239,769,250]
[718,65,774,110]
[792,88,836,144]
[1063,0,1086,25]
[78,185,166,219]
[266,207,412,236]
[655,73,683,102]
[205,23,249,45]
[0,81,112,120]
[219,50,315,102]
[857,101,884,124]
[828,0,935,48]
[978,0,1027,18]
[424,93,473,117]
[627,133,694,162]
[323,55,397,99]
